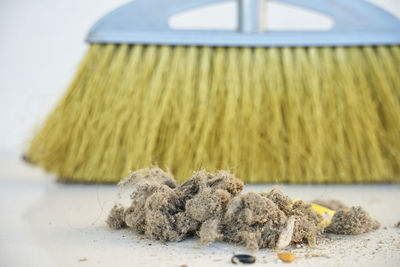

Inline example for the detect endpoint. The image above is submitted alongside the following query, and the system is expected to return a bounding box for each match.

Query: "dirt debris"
[107,167,380,250]
[325,206,380,235]
[395,221,400,228]
[106,204,126,229]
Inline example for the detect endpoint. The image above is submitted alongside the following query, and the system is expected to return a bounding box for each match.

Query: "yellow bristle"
[26,45,400,183]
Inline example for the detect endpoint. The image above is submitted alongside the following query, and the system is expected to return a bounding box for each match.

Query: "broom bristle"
[26,44,400,183]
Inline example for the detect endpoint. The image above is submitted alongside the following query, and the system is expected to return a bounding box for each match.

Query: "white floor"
[0,152,399,267]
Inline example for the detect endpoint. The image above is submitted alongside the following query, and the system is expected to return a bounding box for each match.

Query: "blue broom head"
[86,0,400,47]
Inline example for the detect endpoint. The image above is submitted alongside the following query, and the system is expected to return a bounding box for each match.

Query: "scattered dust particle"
[21,154,33,164]
[395,221,400,228]
[278,252,296,263]
[78,258,87,262]
[180,265,187,267]
[212,259,222,262]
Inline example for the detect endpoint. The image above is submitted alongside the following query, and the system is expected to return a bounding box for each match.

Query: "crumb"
[79,258,87,262]
[231,254,256,264]
[395,221,400,228]
[278,252,296,263]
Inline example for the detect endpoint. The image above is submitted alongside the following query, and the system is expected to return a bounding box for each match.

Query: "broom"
[25,0,400,183]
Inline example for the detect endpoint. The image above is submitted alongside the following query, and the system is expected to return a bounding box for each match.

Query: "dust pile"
[325,207,380,235]
[107,167,379,250]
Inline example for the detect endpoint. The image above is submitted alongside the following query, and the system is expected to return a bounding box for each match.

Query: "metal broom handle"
[238,0,266,33]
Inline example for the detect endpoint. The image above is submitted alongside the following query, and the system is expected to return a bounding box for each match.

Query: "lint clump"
[325,206,380,235]
[107,167,379,250]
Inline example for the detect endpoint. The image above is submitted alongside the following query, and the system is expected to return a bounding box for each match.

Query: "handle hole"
[168,1,334,31]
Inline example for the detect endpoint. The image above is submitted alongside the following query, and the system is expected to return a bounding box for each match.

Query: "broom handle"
[238,0,265,33]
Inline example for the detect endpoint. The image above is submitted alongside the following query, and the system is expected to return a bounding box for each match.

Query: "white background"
[0,0,399,154]
[0,3,400,266]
